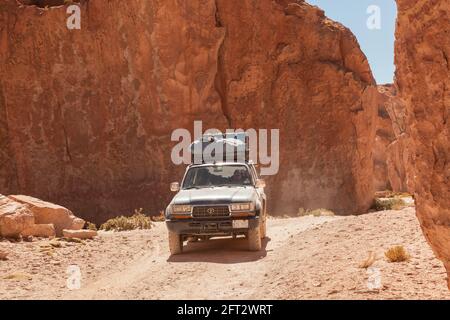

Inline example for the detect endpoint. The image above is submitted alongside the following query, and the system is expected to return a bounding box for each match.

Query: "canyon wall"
[216,0,377,215]
[370,84,409,193]
[0,0,376,222]
[0,0,228,222]
[384,84,409,193]
[395,0,450,287]
[372,85,396,191]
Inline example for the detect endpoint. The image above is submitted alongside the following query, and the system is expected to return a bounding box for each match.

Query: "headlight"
[230,203,254,212]
[172,204,192,214]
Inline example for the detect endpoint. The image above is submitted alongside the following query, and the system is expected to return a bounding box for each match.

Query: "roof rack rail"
[189,132,250,164]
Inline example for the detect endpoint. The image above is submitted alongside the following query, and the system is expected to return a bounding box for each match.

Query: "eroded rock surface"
[9,195,84,236]
[0,195,35,238]
[216,0,376,215]
[369,85,397,191]
[0,194,82,237]
[0,0,228,222]
[0,0,376,221]
[395,0,450,288]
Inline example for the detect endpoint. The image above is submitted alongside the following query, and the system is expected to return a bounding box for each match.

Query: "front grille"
[192,206,230,218]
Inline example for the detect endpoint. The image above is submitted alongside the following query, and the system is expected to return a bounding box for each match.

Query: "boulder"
[8,195,84,236]
[0,195,35,238]
[62,229,97,240]
[22,224,56,238]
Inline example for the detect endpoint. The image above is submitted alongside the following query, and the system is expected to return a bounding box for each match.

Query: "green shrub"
[84,221,97,231]
[373,198,406,211]
[100,209,153,232]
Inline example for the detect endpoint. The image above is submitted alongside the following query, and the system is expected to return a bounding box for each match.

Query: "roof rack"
[189,132,250,164]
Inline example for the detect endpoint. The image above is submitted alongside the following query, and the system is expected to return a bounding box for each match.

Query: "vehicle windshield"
[182,165,253,189]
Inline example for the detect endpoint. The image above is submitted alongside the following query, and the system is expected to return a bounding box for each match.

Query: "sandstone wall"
[0,0,376,221]
[371,85,396,191]
[369,84,409,193]
[216,0,376,215]
[395,0,450,288]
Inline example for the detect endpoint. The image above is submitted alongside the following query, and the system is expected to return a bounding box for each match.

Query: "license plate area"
[203,223,218,231]
[232,220,249,229]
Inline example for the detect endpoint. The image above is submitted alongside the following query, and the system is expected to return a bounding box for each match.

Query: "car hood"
[171,186,256,205]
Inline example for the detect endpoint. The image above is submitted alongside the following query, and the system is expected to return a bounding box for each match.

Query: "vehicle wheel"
[260,216,267,239]
[168,230,183,255]
[247,226,262,251]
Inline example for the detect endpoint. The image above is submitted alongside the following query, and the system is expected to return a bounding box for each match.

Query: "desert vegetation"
[297,208,335,217]
[100,209,154,232]
[385,245,410,262]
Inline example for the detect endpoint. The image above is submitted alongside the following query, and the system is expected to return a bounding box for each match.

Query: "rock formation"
[0,0,377,220]
[0,195,34,238]
[367,84,409,193]
[0,194,84,237]
[9,195,85,235]
[63,229,97,240]
[0,0,228,223]
[370,85,397,191]
[382,84,410,193]
[215,0,377,215]
[395,0,450,288]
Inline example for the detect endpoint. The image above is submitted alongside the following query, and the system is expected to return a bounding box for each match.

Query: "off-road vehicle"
[165,134,267,255]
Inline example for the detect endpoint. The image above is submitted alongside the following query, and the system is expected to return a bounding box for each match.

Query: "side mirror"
[255,179,266,188]
[170,182,180,192]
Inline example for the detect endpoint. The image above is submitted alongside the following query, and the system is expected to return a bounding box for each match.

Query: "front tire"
[168,230,183,255]
[247,225,262,251]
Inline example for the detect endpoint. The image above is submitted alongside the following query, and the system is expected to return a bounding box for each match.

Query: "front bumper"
[165,217,260,235]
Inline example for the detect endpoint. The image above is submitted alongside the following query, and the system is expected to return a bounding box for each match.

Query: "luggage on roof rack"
[189,132,250,164]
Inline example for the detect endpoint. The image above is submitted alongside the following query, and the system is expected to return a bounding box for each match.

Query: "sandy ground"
[0,207,448,300]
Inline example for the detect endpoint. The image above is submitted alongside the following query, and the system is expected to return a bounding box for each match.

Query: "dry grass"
[62,237,84,244]
[385,245,410,262]
[100,209,154,232]
[298,208,335,217]
[373,198,406,211]
[359,251,376,269]
[85,222,98,231]
[151,211,166,222]
[374,190,412,198]
[3,272,32,281]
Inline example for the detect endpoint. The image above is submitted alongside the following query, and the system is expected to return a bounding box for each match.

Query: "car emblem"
[206,208,215,214]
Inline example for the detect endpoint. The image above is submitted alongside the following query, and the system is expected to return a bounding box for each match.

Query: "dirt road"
[1,208,449,299]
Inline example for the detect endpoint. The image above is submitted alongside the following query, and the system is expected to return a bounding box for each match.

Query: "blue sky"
[306,0,397,84]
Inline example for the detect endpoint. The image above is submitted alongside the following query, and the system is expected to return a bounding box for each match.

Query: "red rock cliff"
[395,0,450,287]
[0,0,376,222]
[371,85,397,192]
[216,0,377,215]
